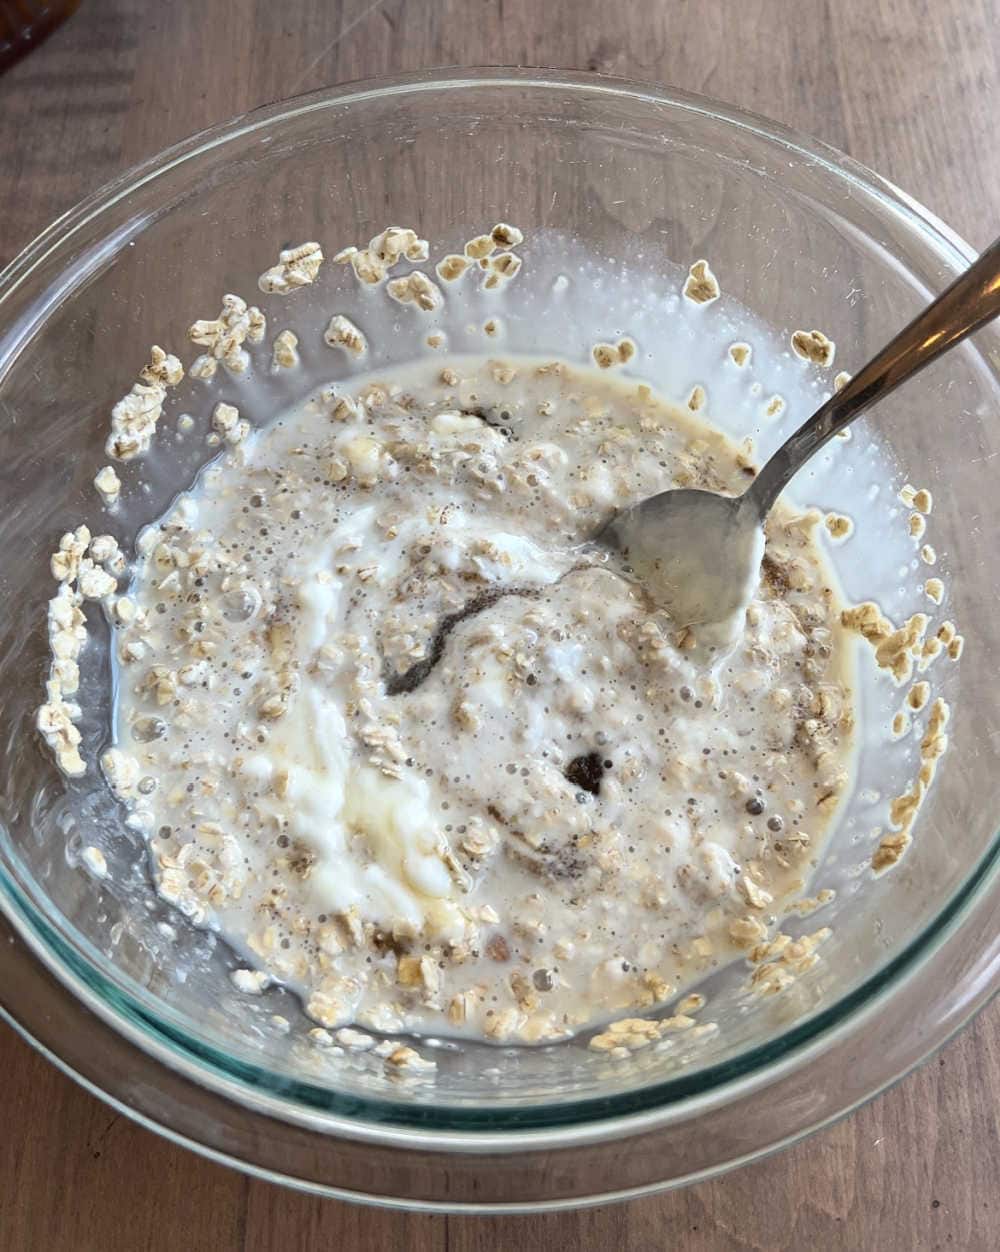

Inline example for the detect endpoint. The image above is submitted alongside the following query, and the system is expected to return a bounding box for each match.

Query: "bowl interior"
[2,73,999,1131]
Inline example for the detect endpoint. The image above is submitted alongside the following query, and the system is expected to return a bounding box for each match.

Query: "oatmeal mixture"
[103,354,856,1043]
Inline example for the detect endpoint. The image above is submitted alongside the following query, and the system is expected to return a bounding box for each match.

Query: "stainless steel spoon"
[599,236,1000,633]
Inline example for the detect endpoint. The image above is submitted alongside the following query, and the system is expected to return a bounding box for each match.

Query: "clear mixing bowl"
[1,69,999,1212]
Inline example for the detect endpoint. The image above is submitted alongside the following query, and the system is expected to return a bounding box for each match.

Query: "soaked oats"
[94,465,121,506]
[37,522,129,776]
[106,346,185,460]
[271,330,300,371]
[258,241,324,294]
[683,260,720,305]
[592,339,635,370]
[437,255,471,282]
[791,329,836,367]
[334,227,429,286]
[482,251,522,290]
[386,271,444,311]
[324,315,367,357]
[765,395,785,419]
[105,353,858,1043]
[824,513,853,540]
[188,296,265,377]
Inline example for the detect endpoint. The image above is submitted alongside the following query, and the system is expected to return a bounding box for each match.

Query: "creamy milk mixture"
[104,354,855,1043]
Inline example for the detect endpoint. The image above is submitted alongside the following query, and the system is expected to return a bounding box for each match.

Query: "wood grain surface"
[2,2,998,1248]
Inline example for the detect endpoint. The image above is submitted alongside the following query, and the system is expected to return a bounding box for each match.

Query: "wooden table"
[2,2,998,1247]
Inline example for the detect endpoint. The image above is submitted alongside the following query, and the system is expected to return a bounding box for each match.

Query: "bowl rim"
[2,65,998,1194]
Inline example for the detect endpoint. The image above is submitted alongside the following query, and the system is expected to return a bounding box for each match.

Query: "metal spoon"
[599,236,1000,634]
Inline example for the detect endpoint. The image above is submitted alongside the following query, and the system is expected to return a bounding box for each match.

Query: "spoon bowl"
[599,488,764,637]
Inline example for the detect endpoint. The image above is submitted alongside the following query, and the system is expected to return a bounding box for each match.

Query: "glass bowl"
[2,68,999,1212]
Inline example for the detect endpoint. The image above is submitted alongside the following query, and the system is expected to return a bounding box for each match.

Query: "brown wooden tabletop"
[2,1,999,1247]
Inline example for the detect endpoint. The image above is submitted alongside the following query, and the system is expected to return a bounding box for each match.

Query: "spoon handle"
[748,234,1000,516]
